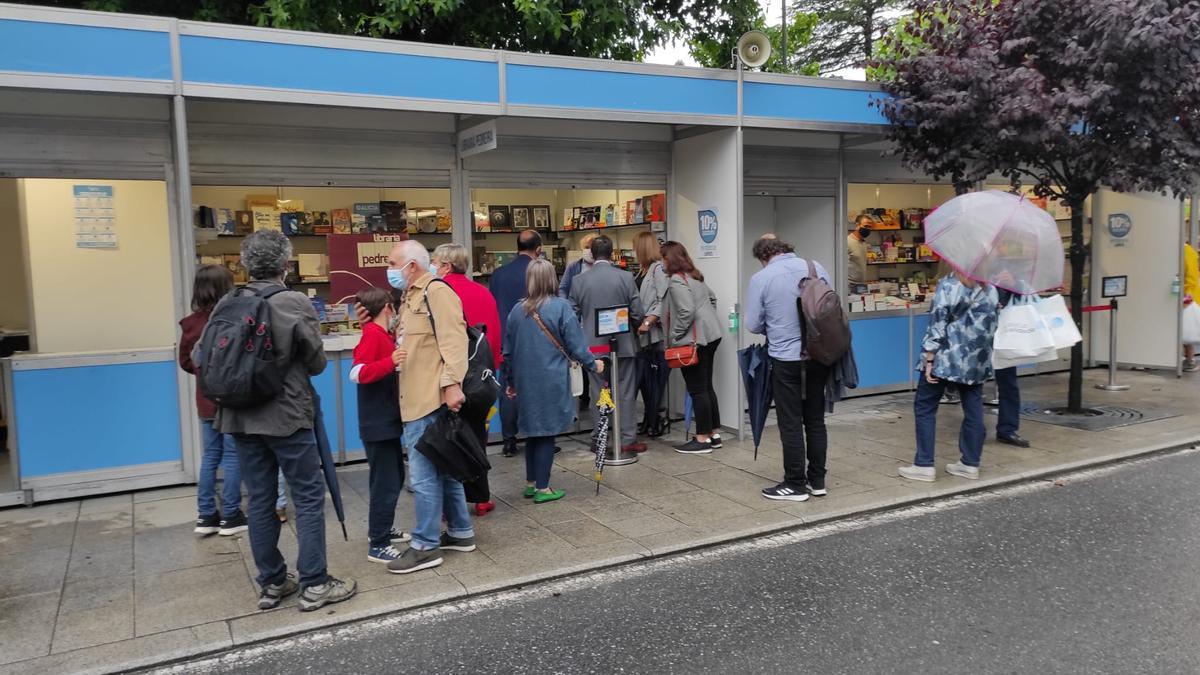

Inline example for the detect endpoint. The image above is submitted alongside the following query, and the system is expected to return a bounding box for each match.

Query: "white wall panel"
[672,128,742,435]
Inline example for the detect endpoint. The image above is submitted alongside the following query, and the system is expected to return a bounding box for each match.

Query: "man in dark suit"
[569,235,645,453]
[489,230,542,457]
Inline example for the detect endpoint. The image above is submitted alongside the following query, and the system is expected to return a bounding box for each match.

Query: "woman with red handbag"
[661,241,724,455]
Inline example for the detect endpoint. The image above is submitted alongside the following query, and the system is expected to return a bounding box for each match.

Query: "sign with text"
[327,233,408,304]
[458,120,498,158]
[697,207,719,258]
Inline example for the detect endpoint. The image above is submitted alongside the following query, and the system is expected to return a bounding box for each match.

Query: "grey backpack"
[797,260,851,366]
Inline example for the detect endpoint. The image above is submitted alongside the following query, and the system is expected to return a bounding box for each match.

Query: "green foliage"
[689,3,819,75]
[793,0,906,74]
[46,0,769,62]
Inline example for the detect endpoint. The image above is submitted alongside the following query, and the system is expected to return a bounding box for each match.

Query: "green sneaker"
[523,486,537,499]
[533,489,565,504]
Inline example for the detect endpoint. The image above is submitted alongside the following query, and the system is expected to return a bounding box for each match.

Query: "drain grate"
[1003,402,1179,431]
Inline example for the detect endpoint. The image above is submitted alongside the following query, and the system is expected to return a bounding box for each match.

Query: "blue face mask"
[386,264,409,291]
[429,263,441,277]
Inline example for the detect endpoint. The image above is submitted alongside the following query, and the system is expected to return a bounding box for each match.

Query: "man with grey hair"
[383,239,474,574]
[215,230,357,611]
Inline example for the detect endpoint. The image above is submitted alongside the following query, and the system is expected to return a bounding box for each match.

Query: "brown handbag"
[664,274,699,368]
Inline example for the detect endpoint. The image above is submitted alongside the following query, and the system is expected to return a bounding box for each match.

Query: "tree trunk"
[1067,198,1087,413]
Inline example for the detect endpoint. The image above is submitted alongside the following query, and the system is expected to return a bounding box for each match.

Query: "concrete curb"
[10,436,1198,675]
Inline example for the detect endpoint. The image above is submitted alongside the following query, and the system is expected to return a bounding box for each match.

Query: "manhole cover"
[993,402,1180,431]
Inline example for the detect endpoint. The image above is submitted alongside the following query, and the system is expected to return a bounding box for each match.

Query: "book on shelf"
[331,208,352,234]
[234,210,254,235]
[252,207,281,232]
[645,194,666,223]
[215,208,235,235]
[353,203,380,234]
[310,211,331,235]
[195,206,215,229]
[279,211,303,236]
[277,198,304,213]
[380,201,407,233]
[436,207,452,232]
[246,194,277,210]
[222,254,248,284]
[298,253,329,278]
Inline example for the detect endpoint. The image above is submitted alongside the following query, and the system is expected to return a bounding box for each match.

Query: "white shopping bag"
[1035,294,1082,349]
[993,344,1059,370]
[1183,302,1200,346]
[993,303,1054,359]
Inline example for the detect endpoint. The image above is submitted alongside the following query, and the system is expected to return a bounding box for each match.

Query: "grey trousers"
[589,354,638,446]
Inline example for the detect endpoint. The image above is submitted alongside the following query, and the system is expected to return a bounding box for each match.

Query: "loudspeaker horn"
[735,30,772,68]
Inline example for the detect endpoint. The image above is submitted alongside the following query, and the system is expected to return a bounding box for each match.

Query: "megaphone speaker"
[736,30,772,68]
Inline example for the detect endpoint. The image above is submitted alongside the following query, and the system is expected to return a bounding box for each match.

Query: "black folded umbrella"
[311,389,348,541]
[415,405,492,484]
[738,344,774,461]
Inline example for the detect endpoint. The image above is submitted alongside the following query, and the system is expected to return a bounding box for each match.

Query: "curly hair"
[751,236,795,263]
[240,229,293,280]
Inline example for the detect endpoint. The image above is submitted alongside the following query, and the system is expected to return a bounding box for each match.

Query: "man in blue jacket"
[489,230,542,457]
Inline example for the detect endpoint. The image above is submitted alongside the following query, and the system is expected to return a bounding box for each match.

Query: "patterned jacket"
[918,276,999,385]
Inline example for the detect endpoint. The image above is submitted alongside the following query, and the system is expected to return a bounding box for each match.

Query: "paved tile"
[641,489,754,528]
[78,494,133,515]
[604,513,687,539]
[66,541,133,582]
[132,485,197,504]
[228,575,466,645]
[134,525,243,576]
[0,546,69,600]
[0,519,76,558]
[0,591,58,665]
[545,518,627,548]
[133,496,199,530]
[677,466,778,510]
[582,465,698,502]
[52,576,134,653]
[0,621,231,675]
[73,509,133,554]
[134,560,257,636]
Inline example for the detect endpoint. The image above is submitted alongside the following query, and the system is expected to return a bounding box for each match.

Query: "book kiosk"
[0,3,1188,504]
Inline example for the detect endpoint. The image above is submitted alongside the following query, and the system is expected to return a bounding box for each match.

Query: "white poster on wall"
[1107,212,1132,248]
[73,184,117,249]
[698,207,719,258]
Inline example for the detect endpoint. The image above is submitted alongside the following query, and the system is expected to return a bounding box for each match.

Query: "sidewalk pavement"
[2,368,1197,674]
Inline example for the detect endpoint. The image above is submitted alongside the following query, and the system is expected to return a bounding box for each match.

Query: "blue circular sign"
[698,209,718,244]
[1107,213,1132,239]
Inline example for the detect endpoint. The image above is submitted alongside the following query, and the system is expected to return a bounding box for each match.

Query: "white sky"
[643,0,866,80]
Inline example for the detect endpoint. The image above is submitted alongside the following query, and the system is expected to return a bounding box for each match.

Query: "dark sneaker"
[761,483,810,502]
[298,576,357,612]
[439,532,477,552]
[387,547,444,574]
[997,433,1031,448]
[389,528,411,544]
[258,574,299,610]
[502,439,518,457]
[368,544,403,564]
[218,511,248,536]
[675,439,713,455]
[194,513,221,536]
[709,434,723,449]
[806,484,828,497]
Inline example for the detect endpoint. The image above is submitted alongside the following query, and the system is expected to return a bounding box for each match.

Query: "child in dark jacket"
[179,265,247,537]
[350,287,409,564]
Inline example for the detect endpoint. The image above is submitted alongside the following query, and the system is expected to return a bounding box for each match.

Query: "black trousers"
[363,439,404,549]
[680,339,722,435]
[771,358,829,489]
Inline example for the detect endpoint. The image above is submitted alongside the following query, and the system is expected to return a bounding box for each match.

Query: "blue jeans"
[363,439,404,548]
[198,419,242,518]
[995,367,1021,437]
[914,378,985,468]
[524,435,556,490]
[402,411,474,551]
[498,364,518,442]
[233,429,329,589]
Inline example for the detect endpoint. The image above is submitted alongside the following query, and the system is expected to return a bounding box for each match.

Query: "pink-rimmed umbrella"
[924,190,1064,293]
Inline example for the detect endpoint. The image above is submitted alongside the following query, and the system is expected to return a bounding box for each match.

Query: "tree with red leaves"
[873,0,1200,412]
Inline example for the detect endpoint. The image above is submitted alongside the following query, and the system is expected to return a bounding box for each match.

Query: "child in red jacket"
[350,287,410,564]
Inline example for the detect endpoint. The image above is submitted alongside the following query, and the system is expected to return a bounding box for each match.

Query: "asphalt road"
[158,449,1200,675]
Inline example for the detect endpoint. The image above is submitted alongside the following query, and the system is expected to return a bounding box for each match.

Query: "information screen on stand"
[595,305,631,337]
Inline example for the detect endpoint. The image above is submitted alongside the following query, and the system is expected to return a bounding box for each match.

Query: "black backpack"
[424,280,502,411]
[197,285,289,409]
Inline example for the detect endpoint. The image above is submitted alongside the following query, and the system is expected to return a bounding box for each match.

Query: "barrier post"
[604,336,637,466]
[1096,299,1130,392]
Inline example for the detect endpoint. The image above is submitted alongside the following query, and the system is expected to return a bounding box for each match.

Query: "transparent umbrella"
[925,190,1065,293]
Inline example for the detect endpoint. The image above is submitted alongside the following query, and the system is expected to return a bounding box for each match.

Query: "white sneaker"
[945,461,980,480]
[898,465,936,482]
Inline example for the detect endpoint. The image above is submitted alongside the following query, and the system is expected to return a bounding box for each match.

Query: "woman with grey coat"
[660,241,724,455]
[634,232,671,437]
